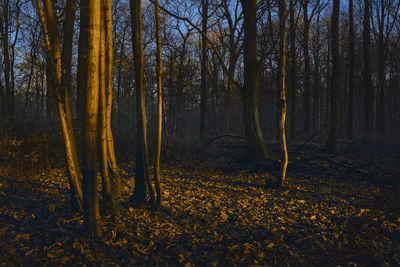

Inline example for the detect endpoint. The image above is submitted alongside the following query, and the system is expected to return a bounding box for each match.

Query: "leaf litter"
[0,145,399,266]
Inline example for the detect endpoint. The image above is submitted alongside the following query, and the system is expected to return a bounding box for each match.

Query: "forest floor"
[0,135,400,266]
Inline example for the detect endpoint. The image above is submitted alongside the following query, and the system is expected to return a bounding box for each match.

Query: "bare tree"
[326,0,340,152]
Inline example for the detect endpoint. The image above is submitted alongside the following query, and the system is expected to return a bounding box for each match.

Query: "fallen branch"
[288,154,368,175]
[197,134,244,154]
[316,156,368,175]
[291,126,326,155]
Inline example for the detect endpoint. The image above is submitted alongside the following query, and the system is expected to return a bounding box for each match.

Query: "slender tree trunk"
[0,2,12,117]
[104,0,121,197]
[35,0,83,211]
[303,3,311,135]
[289,0,297,141]
[23,47,35,116]
[99,0,114,212]
[363,0,372,135]
[200,0,208,138]
[129,0,154,205]
[61,0,82,211]
[240,0,267,161]
[77,0,89,131]
[326,0,340,153]
[154,0,163,206]
[100,0,121,213]
[347,0,354,140]
[82,0,102,237]
[278,0,288,185]
[377,36,385,135]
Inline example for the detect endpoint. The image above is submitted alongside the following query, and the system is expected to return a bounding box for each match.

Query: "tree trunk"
[278,0,288,185]
[289,0,297,141]
[200,0,208,138]
[347,0,354,140]
[82,0,102,237]
[303,3,311,135]
[0,2,12,117]
[240,0,267,161]
[363,0,372,135]
[154,0,163,206]
[129,0,154,206]
[326,0,340,153]
[77,0,89,131]
[100,0,121,213]
[104,0,121,197]
[35,0,83,212]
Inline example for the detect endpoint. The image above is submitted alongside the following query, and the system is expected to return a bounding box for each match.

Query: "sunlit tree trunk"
[61,0,81,210]
[77,0,89,130]
[153,0,163,206]
[34,0,83,211]
[129,0,155,205]
[82,0,102,237]
[105,0,121,197]
[99,0,113,211]
[240,0,267,161]
[326,0,340,152]
[100,0,121,213]
[278,0,288,185]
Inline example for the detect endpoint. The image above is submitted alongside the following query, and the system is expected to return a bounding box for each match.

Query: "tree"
[347,0,354,140]
[239,0,267,161]
[129,0,155,205]
[363,0,372,135]
[326,0,340,152]
[34,0,83,211]
[289,0,297,140]
[0,0,21,117]
[82,0,102,237]
[278,0,288,185]
[200,0,208,138]
[371,0,400,136]
[100,0,122,213]
[154,0,163,206]
[299,0,325,136]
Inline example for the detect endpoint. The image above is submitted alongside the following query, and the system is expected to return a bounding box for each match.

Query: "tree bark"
[326,0,340,153]
[200,0,208,138]
[129,0,154,205]
[363,0,372,135]
[347,0,354,140]
[302,2,311,135]
[82,0,102,237]
[289,0,297,141]
[278,0,288,185]
[240,0,267,161]
[154,0,163,206]
[35,0,83,212]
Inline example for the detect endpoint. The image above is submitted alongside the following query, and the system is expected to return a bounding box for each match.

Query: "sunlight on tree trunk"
[154,0,163,206]
[34,0,83,212]
[82,0,102,237]
[278,0,288,185]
